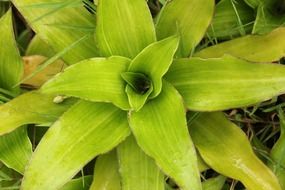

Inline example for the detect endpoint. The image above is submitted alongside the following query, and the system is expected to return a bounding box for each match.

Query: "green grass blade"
[189,112,281,190]
[41,56,130,110]
[0,91,76,135]
[0,10,23,94]
[12,0,97,65]
[195,27,285,62]
[117,135,164,190]
[90,150,121,190]
[0,127,32,174]
[155,0,214,57]
[21,101,130,190]
[96,0,156,58]
[253,5,285,34]
[129,81,202,190]
[207,0,254,39]
[166,56,285,111]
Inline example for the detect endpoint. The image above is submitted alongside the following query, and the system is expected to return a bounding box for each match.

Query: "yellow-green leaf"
[189,112,281,190]
[129,81,201,190]
[12,0,97,65]
[96,0,156,58]
[90,150,121,190]
[195,27,285,62]
[0,10,23,93]
[41,56,130,110]
[21,101,130,190]
[0,91,75,135]
[156,0,214,57]
[117,135,164,190]
[166,56,285,111]
[0,127,32,174]
[202,175,226,190]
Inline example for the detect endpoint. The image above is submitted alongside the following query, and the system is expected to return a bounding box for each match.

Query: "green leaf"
[189,112,281,190]
[128,36,179,98]
[269,108,285,189]
[244,0,264,8]
[60,176,92,190]
[156,0,214,57]
[26,35,54,57]
[0,91,75,135]
[96,0,156,58]
[21,101,130,190]
[41,56,130,110]
[195,27,285,62]
[166,56,285,111]
[90,150,121,190]
[12,0,97,65]
[253,4,285,35]
[117,135,164,190]
[202,175,226,190]
[0,9,23,93]
[129,81,201,190]
[207,0,255,39]
[0,127,32,174]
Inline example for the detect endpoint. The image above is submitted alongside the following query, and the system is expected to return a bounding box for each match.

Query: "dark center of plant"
[121,72,152,95]
[270,0,285,16]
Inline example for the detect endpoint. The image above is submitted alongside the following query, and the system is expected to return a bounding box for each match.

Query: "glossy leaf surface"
[0,10,23,93]
[117,136,164,190]
[96,0,156,58]
[195,27,285,62]
[166,56,285,111]
[22,101,130,190]
[12,0,97,65]
[0,127,32,174]
[156,0,214,57]
[41,56,130,110]
[189,112,281,190]
[129,82,201,190]
[0,91,75,135]
[90,150,121,190]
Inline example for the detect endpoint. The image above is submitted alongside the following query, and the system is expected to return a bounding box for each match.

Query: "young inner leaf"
[121,72,151,95]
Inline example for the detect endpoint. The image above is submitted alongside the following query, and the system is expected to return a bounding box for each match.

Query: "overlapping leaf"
[129,82,201,190]
[12,0,97,65]
[90,150,121,190]
[207,0,254,39]
[166,55,285,111]
[41,56,130,110]
[189,112,281,190]
[96,0,156,58]
[0,127,32,174]
[195,27,285,62]
[0,10,23,93]
[0,91,75,135]
[21,101,130,190]
[156,0,214,57]
[117,136,164,190]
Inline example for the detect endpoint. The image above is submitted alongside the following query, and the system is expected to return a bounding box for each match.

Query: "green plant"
[2,0,285,190]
